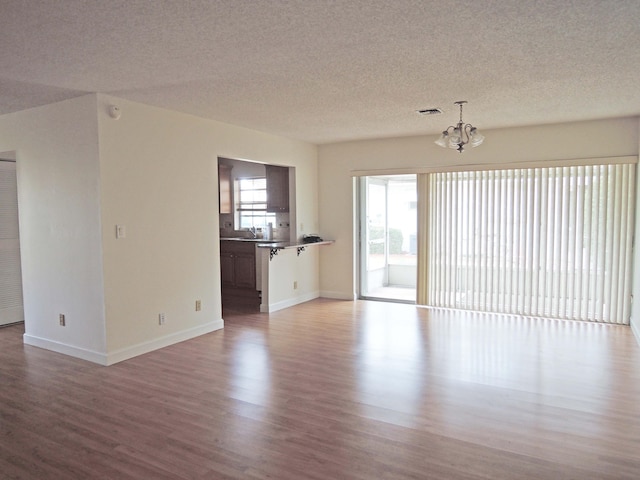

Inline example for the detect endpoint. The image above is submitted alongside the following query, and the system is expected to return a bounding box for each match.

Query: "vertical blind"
[425,163,636,324]
[0,160,24,326]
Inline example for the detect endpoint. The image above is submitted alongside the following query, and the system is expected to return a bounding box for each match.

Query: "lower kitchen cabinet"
[220,240,260,308]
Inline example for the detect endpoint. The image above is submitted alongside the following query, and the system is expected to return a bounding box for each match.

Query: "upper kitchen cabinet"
[266,165,289,212]
[219,164,232,214]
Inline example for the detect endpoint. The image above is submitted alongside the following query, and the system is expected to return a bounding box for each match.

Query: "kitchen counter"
[220,237,333,253]
[255,240,333,249]
[220,237,280,243]
[255,240,334,260]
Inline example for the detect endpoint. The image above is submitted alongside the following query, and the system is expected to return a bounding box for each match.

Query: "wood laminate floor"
[2,299,640,479]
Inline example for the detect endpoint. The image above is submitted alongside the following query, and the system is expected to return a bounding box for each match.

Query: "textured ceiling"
[1,0,640,144]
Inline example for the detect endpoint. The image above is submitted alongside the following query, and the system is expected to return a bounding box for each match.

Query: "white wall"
[4,93,637,359]
[632,124,640,343]
[98,94,318,363]
[98,95,224,360]
[259,244,322,312]
[0,93,318,364]
[318,117,640,303]
[0,96,107,361]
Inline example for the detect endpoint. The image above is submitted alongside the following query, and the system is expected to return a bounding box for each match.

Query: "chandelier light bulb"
[449,127,462,146]
[469,127,485,147]
[435,131,449,148]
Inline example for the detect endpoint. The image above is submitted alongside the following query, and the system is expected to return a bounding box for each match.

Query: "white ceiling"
[2,0,640,144]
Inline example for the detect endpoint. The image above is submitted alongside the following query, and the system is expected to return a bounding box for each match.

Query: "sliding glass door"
[358,175,417,303]
[358,161,635,324]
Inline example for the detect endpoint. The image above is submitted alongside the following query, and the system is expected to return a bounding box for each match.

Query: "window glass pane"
[237,177,276,229]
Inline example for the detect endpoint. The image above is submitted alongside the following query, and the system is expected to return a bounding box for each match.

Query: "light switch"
[116,224,126,239]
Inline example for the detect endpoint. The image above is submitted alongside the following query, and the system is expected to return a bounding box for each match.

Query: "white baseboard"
[24,334,108,365]
[105,319,224,365]
[24,319,224,366]
[319,290,355,301]
[261,291,320,313]
[632,320,640,348]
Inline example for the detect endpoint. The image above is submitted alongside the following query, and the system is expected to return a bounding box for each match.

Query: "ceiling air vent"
[417,108,443,116]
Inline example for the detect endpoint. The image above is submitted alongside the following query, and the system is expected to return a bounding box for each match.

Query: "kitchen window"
[236,177,276,229]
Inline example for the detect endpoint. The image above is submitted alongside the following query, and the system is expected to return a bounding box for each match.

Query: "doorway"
[0,155,24,326]
[358,175,417,303]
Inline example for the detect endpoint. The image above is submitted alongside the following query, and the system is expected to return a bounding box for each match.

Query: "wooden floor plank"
[1,299,640,479]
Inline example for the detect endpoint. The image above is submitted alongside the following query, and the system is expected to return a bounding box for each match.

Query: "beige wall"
[633,127,640,342]
[0,96,107,361]
[98,94,318,362]
[318,117,640,308]
[259,245,321,312]
[2,92,638,360]
[0,93,318,364]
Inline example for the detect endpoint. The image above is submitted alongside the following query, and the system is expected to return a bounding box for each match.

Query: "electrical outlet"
[59,314,66,326]
[195,300,201,311]
[293,281,298,290]
[159,313,166,325]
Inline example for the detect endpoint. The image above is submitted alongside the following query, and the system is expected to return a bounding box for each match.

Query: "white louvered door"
[0,160,24,326]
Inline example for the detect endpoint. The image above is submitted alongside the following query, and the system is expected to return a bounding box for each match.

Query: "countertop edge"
[255,240,334,249]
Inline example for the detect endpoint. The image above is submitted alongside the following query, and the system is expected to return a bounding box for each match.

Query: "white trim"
[105,320,224,365]
[320,290,356,301]
[351,155,638,177]
[632,320,640,348]
[260,291,320,313]
[24,319,224,366]
[23,334,108,365]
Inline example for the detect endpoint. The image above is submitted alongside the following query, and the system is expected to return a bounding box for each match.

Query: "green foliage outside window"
[369,226,403,254]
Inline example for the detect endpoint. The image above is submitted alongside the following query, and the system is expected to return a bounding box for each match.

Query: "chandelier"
[435,101,484,153]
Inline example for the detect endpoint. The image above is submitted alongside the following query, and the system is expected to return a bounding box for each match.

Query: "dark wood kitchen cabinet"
[220,245,255,289]
[265,165,289,212]
[220,240,260,308]
[218,164,232,214]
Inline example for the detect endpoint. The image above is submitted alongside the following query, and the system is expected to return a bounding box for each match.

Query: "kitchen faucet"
[249,226,258,238]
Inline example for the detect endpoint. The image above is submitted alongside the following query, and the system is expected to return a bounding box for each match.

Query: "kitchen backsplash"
[219,212,291,241]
